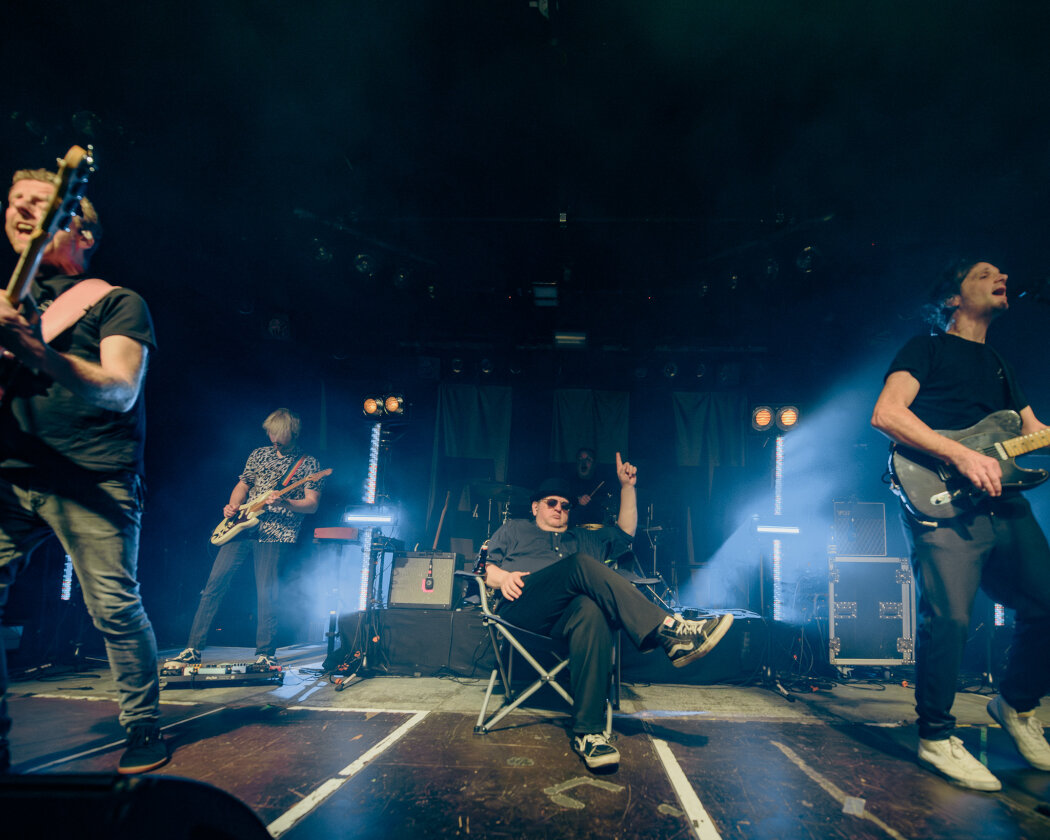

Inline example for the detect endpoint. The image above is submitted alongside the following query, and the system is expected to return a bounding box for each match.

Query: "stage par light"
[751,405,774,432]
[776,406,800,431]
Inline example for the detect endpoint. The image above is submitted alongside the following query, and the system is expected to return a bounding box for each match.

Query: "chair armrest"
[454,570,499,614]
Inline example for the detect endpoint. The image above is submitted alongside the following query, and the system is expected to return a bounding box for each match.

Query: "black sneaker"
[0,739,10,774]
[162,647,200,668]
[573,733,620,769]
[118,723,169,775]
[658,613,734,668]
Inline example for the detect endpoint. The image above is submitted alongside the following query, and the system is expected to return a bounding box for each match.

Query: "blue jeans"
[187,539,292,657]
[0,468,160,743]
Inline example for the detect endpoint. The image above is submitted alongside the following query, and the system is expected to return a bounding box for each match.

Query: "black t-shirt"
[886,332,1027,431]
[486,518,633,575]
[0,273,157,475]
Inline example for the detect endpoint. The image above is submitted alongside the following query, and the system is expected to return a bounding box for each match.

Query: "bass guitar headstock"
[5,144,97,306]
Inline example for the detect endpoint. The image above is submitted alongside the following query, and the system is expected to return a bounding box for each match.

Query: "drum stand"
[640,525,683,613]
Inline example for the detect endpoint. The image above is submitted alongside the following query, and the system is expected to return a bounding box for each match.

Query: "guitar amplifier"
[833,501,887,556]
[388,552,467,610]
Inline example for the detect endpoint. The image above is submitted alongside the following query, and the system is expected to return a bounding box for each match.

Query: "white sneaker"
[987,695,1050,771]
[573,732,620,769]
[918,736,1001,791]
[161,647,200,668]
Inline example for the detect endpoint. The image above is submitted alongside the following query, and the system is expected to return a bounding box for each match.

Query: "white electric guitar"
[209,468,332,546]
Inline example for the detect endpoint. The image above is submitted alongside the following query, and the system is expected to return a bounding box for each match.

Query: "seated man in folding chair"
[483,453,734,770]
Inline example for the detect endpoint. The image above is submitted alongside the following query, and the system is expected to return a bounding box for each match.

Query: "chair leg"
[479,657,572,734]
[474,624,577,734]
[475,668,500,734]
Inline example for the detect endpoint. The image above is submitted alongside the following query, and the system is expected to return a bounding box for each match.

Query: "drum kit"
[467,481,532,537]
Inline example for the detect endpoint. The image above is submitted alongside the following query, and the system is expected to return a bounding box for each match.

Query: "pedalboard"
[160,660,284,688]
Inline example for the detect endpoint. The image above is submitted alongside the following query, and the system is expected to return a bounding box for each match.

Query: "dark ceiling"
[5,0,1050,399]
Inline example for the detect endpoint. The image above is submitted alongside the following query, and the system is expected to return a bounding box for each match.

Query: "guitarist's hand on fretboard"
[260,490,286,511]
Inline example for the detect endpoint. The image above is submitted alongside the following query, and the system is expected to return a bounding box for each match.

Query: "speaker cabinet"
[833,501,887,556]
[388,552,465,610]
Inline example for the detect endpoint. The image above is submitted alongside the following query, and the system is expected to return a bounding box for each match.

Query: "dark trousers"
[497,553,669,734]
[187,539,293,657]
[904,494,1050,740]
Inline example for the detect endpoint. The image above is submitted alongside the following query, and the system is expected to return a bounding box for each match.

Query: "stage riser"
[335,609,766,685]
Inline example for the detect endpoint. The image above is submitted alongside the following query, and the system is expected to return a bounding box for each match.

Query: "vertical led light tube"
[772,434,785,621]
[358,422,383,611]
[60,554,74,601]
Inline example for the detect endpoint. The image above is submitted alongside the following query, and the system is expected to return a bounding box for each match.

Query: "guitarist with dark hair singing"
[0,151,168,775]
[165,408,326,672]
[872,258,1050,792]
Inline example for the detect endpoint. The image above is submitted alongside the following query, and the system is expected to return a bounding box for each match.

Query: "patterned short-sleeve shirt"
[239,444,324,543]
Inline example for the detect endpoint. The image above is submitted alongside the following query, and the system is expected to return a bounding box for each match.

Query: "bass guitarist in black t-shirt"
[872,259,1050,791]
[0,163,166,775]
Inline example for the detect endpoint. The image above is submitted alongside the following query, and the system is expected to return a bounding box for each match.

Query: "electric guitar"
[209,468,332,546]
[889,410,1050,519]
[1,145,95,401]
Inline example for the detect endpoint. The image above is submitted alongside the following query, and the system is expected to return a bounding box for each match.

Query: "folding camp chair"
[457,570,612,736]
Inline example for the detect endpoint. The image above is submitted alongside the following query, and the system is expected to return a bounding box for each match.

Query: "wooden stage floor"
[3,643,1049,839]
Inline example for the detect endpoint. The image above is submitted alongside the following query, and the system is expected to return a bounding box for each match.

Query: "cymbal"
[469,481,531,503]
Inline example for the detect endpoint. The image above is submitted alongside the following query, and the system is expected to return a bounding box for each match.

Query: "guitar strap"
[279,455,308,487]
[40,278,118,343]
[986,344,1024,411]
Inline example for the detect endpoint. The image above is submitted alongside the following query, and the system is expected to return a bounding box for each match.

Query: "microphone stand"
[334,531,392,690]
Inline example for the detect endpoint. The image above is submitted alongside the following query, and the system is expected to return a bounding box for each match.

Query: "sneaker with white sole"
[255,654,279,669]
[658,613,734,668]
[987,695,1050,771]
[573,732,619,769]
[161,647,200,669]
[918,736,1001,791]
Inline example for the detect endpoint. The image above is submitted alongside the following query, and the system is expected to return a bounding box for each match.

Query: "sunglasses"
[541,498,571,512]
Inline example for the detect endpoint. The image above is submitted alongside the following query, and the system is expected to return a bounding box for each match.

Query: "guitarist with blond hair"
[0,156,166,774]
[872,258,1050,791]
[166,408,324,672]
